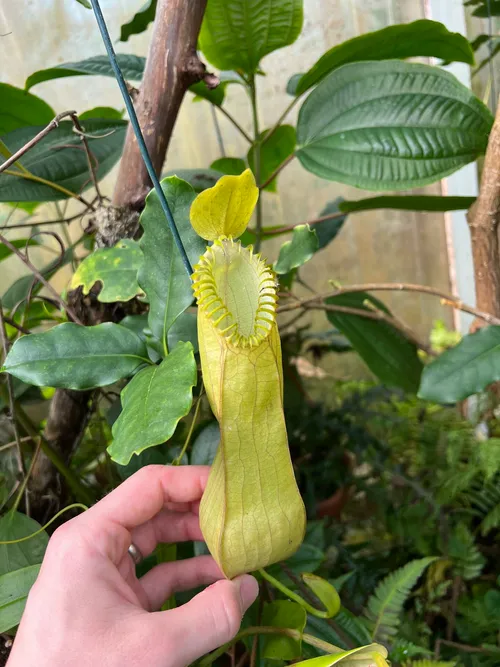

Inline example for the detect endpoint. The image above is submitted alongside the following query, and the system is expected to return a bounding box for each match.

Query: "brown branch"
[112,0,208,208]
[259,153,295,190]
[70,114,103,203]
[435,639,493,658]
[0,232,82,325]
[3,316,30,336]
[467,102,500,321]
[0,298,26,485]
[277,282,500,327]
[0,111,76,174]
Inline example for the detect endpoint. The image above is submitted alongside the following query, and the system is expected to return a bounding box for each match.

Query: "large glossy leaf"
[274,224,318,274]
[472,1,500,16]
[138,176,205,353]
[163,168,222,192]
[199,0,303,73]
[0,512,48,576]
[248,126,296,192]
[119,0,157,42]
[296,61,493,191]
[326,292,423,392]
[0,119,127,202]
[108,341,197,465]
[262,601,307,660]
[293,20,474,96]
[0,84,54,135]
[70,239,144,303]
[364,557,436,642]
[210,157,246,176]
[340,195,476,214]
[0,564,41,633]
[2,322,149,390]
[418,325,500,403]
[25,55,146,90]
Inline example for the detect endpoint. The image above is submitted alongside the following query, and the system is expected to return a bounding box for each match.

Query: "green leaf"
[189,81,225,107]
[302,573,341,618]
[262,600,307,660]
[0,564,41,633]
[402,661,456,667]
[199,0,303,73]
[315,199,347,250]
[191,421,220,466]
[0,119,127,202]
[0,84,54,135]
[296,60,493,191]
[119,0,157,42]
[167,311,198,354]
[163,169,222,192]
[108,341,197,465]
[447,523,485,580]
[364,557,437,642]
[274,224,318,274]
[138,176,206,353]
[291,644,388,667]
[268,543,324,582]
[2,322,149,390]
[248,126,296,192]
[305,610,372,656]
[473,1,500,16]
[287,73,303,96]
[0,512,48,576]
[293,19,474,96]
[326,292,423,392]
[79,107,124,120]
[210,157,246,176]
[25,54,146,90]
[418,325,500,403]
[0,238,40,263]
[340,195,476,214]
[70,239,144,303]
[76,0,91,7]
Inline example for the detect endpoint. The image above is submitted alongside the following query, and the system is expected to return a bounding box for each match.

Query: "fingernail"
[235,574,259,612]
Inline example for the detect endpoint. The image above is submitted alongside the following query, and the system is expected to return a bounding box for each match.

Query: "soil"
[0,635,12,666]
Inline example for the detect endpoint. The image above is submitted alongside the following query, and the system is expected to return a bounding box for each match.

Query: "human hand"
[7,465,258,667]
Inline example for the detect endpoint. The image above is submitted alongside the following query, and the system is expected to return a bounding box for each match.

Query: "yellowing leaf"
[302,573,341,618]
[293,644,389,667]
[193,238,305,578]
[70,239,144,302]
[190,169,258,241]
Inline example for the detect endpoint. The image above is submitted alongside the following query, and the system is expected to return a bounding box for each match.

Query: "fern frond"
[364,557,437,642]
[481,501,500,535]
[448,523,485,580]
[389,638,431,662]
[403,661,456,667]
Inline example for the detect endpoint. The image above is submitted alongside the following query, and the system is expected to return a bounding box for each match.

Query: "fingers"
[130,509,203,559]
[151,575,259,666]
[140,555,223,610]
[86,465,210,530]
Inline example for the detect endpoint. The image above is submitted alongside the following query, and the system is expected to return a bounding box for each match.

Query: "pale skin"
[7,465,259,667]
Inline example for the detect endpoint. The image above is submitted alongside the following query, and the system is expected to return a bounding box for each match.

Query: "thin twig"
[12,436,42,516]
[215,105,253,143]
[1,211,88,231]
[255,210,346,237]
[259,153,295,190]
[0,232,83,325]
[249,75,263,252]
[70,112,103,203]
[278,282,500,328]
[261,96,300,147]
[0,298,26,484]
[2,316,30,336]
[435,638,492,657]
[0,111,76,173]
[173,388,204,465]
[4,168,94,210]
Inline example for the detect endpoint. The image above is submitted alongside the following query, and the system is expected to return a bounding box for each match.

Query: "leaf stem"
[4,169,94,209]
[249,75,263,252]
[198,626,343,667]
[173,387,204,465]
[215,106,253,143]
[259,153,295,190]
[258,568,332,618]
[261,96,300,147]
[0,503,88,544]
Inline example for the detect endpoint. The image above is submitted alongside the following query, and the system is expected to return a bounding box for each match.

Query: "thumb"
[156,574,258,667]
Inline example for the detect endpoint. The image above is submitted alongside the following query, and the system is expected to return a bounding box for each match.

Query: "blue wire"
[89,0,193,277]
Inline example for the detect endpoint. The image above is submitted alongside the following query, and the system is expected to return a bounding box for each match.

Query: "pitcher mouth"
[192,237,278,348]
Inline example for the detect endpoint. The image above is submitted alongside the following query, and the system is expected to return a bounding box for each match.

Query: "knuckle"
[212,581,242,641]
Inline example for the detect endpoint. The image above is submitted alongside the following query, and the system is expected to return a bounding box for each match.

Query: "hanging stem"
[173,387,204,465]
[258,568,331,618]
[0,503,88,544]
[3,169,94,210]
[248,75,263,252]
[198,626,343,667]
[216,106,253,143]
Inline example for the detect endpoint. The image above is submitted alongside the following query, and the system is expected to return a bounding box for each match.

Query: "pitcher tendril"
[190,169,306,579]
